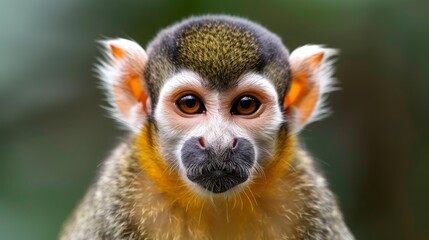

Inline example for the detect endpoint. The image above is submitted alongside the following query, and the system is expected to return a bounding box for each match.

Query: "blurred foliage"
[0,0,428,239]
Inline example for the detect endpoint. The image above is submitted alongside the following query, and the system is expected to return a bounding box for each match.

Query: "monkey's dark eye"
[176,94,206,114]
[231,95,261,115]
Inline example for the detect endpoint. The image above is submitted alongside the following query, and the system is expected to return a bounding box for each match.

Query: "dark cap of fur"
[144,15,291,108]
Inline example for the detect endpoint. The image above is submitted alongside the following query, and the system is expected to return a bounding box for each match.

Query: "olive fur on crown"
[144,15,291,110]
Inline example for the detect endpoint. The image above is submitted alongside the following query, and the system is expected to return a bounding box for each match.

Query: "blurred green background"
[1,0,428,239]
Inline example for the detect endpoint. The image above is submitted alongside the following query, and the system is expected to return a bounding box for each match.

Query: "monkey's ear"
[97,38,150,132]
[285,45,338,132]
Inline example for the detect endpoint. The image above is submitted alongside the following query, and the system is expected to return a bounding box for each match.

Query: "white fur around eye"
[153,70,209,166]
[232,73,284,163]
[154,71,285,181]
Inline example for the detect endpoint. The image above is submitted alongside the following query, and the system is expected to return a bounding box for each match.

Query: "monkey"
[60,15,354,240]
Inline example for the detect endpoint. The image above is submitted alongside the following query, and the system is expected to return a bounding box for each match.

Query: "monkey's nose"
[198,137,205,149]
[232,138,238,149]
[195,137,239,150]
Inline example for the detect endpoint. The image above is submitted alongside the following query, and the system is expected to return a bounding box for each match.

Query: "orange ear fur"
[97,38,150,131]
[110,44,125,59]
[285,45,338,131]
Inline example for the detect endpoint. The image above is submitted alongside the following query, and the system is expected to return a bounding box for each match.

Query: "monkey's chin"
[187,170,248,194]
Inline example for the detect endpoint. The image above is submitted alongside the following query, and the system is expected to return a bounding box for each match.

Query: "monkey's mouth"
[181,137,255,193]
[187,168,249,193]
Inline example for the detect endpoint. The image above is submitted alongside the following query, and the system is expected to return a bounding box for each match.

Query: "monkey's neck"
[95,136,349,239]
[124,145,334,239]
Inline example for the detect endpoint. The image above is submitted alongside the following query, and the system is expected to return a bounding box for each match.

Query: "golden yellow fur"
[131,123,302,239]
[61,123,352,239]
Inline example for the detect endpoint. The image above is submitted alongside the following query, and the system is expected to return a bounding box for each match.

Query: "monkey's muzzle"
[181,137,255,193]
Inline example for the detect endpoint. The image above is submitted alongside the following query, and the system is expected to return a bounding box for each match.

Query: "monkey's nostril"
[232,138,238,149]
[198,137,206,148]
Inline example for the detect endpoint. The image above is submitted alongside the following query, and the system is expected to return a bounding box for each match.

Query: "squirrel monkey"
[61,15,353,239]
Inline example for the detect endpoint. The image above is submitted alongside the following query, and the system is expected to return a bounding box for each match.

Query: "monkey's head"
[98,16,336,195]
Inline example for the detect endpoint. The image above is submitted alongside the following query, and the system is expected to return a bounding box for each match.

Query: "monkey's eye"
[231,95,261,115]
[176,94,206,114]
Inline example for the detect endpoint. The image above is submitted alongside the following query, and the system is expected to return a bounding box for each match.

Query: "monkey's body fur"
[61,15,353,239]
[62,124,352,239]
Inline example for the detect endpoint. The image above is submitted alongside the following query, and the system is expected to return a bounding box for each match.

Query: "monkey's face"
[154,70,283,194]
[98,16,337,196]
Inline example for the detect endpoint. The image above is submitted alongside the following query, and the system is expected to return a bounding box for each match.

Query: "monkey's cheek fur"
[181,137,255,193]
